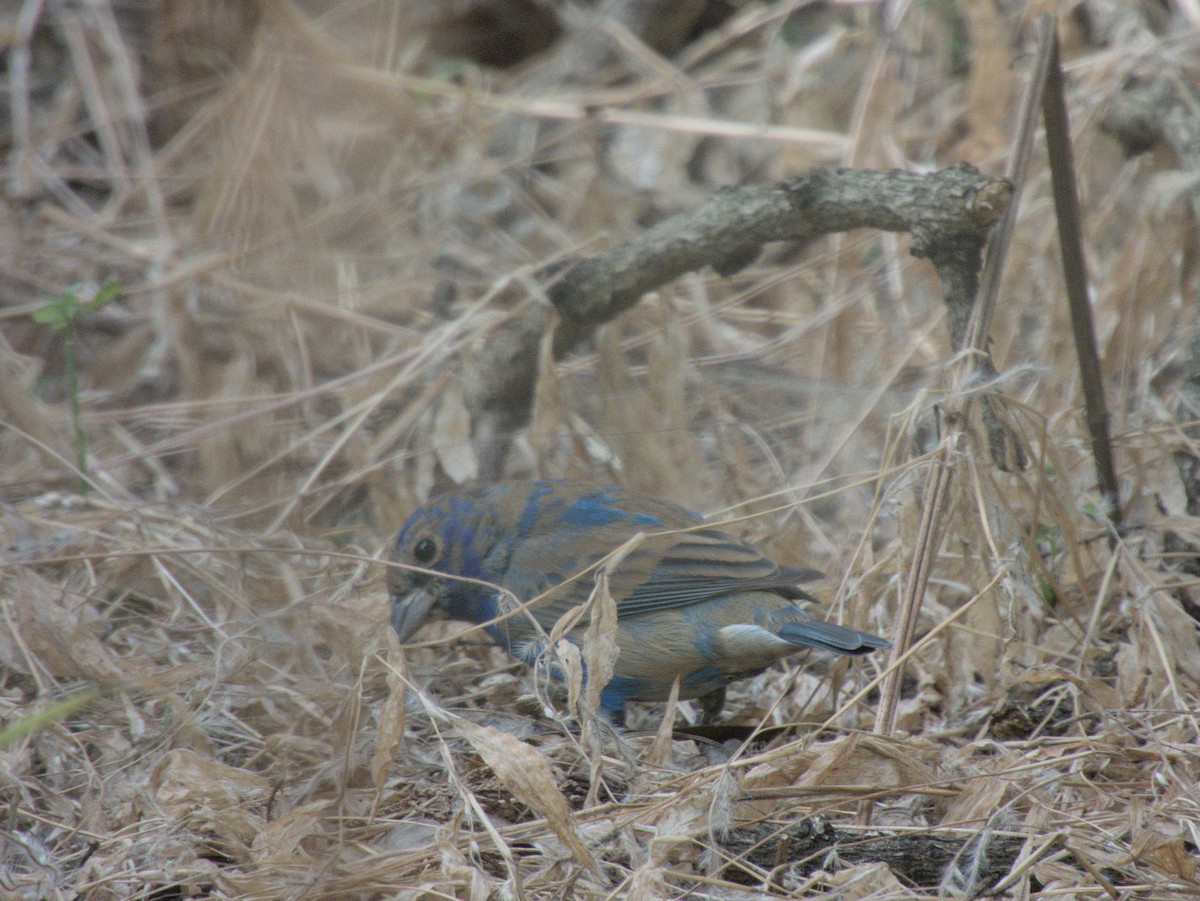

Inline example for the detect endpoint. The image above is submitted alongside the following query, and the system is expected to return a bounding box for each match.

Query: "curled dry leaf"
[152,748,272,861]
[581,568,620,721]
[250,802,328,864]
[1131,822,1198,882]
[0,571,126,683]
[450,714,599,875]
[371,630,408,794]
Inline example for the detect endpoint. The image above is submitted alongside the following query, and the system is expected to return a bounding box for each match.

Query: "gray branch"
[463,163,1011,479]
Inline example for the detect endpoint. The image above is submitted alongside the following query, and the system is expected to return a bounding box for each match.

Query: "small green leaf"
[33,280,121,330]
[32,287,80,331]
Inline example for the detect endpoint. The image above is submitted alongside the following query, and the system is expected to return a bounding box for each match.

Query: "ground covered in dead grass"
[2,1,1199,898]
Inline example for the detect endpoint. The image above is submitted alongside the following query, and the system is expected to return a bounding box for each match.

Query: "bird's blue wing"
[492,482,823,626]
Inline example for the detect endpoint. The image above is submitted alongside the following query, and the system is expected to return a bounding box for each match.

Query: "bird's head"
[387,491,508,642]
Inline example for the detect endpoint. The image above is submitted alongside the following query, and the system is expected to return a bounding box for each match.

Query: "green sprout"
[32,279,121,492]
[0,687,101,750]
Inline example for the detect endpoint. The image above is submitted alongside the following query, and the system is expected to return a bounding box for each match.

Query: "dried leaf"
[0,571,126,683]
[646,676,681,768]
[1144,591,1200,684]
[1132,823,1198,882]
[432,383,478,484]
[452,715,598,874]
[250,802,328,862]
[152,748,271,861]
[152,748,272,811]
[939,772,1010,827]
[372,630,408,794]
[555,637,585,716]
[796,734,938,792]
[582,568,620,720]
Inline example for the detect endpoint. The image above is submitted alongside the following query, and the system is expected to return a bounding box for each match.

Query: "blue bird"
[388,481,889,725]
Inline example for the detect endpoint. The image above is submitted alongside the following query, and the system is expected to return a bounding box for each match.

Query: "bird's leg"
[697,687,727,724]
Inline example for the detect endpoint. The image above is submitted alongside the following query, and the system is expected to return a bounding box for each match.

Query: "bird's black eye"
[412,536,439,564]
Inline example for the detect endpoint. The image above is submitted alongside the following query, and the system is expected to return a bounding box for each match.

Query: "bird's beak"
[391,587,438,643]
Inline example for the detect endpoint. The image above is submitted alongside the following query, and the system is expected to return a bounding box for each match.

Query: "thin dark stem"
[1042,28,1122,523]
[969,14,1057,354]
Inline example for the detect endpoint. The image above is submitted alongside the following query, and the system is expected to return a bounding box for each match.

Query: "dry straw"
[2,1,1198,898]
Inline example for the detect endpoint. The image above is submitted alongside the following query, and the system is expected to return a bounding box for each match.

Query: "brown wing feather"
[502,505,819,630]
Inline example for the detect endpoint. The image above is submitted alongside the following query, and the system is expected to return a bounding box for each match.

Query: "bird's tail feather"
[777,620,891,655]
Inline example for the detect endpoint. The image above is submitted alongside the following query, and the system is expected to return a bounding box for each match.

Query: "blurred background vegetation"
[1,1,1198,897]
